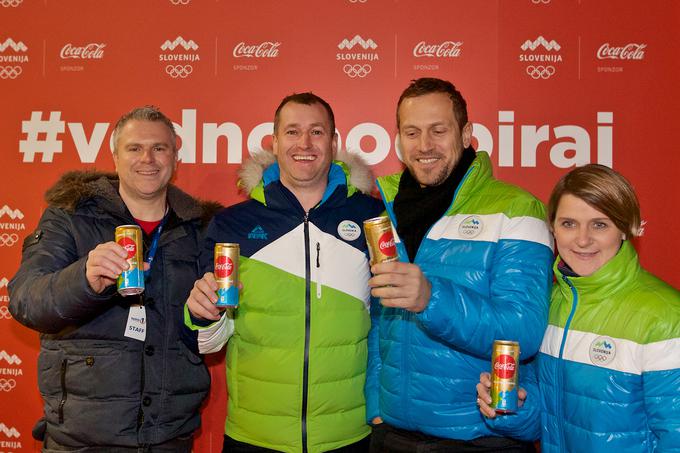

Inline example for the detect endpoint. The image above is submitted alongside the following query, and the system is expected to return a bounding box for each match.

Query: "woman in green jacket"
[477,164,680,452]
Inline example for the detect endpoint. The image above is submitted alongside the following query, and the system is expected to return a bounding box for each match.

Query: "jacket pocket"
[163,251,200,307]
[58,359,67,423]
[173,340,211,394]
[226,342,238,408]
[40,340,133,401]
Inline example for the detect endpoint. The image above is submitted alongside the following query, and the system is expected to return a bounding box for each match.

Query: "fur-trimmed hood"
[44,170,221,227]
[238,148,375,197]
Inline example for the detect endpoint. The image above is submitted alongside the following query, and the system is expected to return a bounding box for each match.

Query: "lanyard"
[144,211,169,279]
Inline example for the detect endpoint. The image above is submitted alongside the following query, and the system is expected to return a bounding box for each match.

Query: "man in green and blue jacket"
[366,78,554,452]
[185,93,383,453]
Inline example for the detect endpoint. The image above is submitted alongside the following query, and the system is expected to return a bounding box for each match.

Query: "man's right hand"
[477,372,527,419]
[186,272,223,321]
[85,241,130,294]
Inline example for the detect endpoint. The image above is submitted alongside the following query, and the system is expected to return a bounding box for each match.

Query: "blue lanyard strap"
[144,211,169,279]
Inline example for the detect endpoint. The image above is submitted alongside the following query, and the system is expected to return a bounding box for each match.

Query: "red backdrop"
[1,1,678,451]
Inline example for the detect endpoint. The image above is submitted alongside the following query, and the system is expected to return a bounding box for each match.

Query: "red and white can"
[214,243,239,307]
[491,340,520,414]
[363,216,398,265]
[115,225,144,296]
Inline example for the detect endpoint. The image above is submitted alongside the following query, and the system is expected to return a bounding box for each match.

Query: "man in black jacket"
[9,106,217,452]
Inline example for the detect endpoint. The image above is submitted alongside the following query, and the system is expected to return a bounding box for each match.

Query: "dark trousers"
[369,423,536,453]
[42,432,193,453]
[223,434,371,453]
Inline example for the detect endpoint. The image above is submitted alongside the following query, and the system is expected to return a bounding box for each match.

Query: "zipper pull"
[316,242,322,299]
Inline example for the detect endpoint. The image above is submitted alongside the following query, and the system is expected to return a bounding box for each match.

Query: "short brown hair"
[396,78,468,130]
[273,92,335,135]
[112,106,177,151]
[547,164,642,238]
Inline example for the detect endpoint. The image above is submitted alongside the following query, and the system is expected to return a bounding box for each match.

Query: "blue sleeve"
[643,367,680,451]
[416,238,553,359]
[364,295,382,423]
[484,359,542,441]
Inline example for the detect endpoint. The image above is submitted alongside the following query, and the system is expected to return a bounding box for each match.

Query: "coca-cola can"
[363,216,398,265]
[491,340,520,414]
[214,243,239,307]
[115,225,144,296]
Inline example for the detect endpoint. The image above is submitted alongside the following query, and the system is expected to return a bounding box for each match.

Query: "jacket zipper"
[301,212,311,453]
[377,168,471,428]
[315,242,322,299]
[58,359,68,423]
[557,275,578,450]
[137,293,147,431]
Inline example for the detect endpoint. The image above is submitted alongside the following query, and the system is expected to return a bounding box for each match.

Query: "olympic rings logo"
[0,233,19,247]
[0,378,16,392]
[343,64,371,78]
[169,0,190,4]
[0,306,12,320]
[0,66,22,79]
[531,0,550,3]
[526,65,555,79]
[591,353,610,362]
[0,0,23,7]
[165,65,193,78]
[349,0,368,3]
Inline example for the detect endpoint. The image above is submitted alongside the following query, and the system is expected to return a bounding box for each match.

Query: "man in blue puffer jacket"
[365,78,554,452]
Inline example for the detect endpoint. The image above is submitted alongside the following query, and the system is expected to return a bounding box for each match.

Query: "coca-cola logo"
[494,354,516,379]
[117,237,137,259]
[413,41,463,58]
[378,232,396,257]
[596,43,646,60]
[233,41,281,58]
[60,43,106,60]
[215,256,234,278]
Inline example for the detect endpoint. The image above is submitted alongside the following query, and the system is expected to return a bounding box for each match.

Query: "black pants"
[369,424,535,453]
[222,434,371,453]
[42,432,193,453]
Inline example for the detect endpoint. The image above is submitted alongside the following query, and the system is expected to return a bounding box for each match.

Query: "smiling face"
[113,119,177,204]
[272,101,337,196]
[553,193,624,276]
[398,92,472,187]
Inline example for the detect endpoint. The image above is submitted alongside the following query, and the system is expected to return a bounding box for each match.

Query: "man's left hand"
[369,261,431,313]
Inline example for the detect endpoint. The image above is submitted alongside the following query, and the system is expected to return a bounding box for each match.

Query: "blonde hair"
[548,164,642,238]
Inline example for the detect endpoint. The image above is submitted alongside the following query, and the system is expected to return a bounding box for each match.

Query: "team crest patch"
[337,220,361,241]
[589,336,616,366]
[458,216,483,238]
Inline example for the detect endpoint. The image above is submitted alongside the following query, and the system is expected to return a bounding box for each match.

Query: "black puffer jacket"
[9,171,219,448]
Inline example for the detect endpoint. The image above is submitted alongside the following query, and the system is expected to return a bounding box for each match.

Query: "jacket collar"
[44,170,220,226]
[554,240,641,300]
[377,150,491,205]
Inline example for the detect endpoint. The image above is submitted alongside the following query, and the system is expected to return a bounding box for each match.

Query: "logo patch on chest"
[337,220,361,241]
[589,336,616,366]
[458,215,483,238]
[248,225,268,240]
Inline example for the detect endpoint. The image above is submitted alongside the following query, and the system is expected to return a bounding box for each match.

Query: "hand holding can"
[214,243,239,307]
